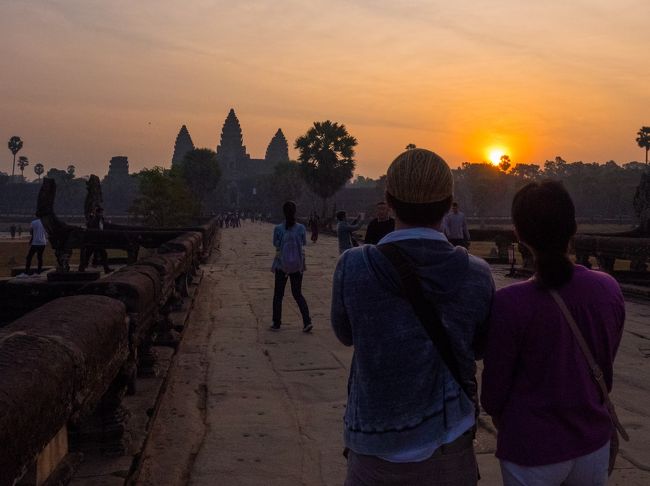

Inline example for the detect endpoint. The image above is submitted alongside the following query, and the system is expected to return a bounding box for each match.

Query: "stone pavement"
[138,222,650,485]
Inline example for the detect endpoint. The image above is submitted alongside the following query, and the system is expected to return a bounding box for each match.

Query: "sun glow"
[487,147,508,166]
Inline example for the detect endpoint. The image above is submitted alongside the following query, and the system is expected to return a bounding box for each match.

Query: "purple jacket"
[481,265,624,466]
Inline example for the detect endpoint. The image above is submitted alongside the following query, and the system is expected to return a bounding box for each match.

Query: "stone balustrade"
[0,296,129,486]
[574,235,650,272]
[0,219,219,485]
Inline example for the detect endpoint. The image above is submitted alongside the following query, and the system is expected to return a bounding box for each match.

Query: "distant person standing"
[25,216,47,274]
[81,206,112,273]
[444,202,470,248]
[336,211,363,254]
[364,201,395,245]
[10,225,16,239]
[17,225,23,238]
[271,201,312,332]
[308,212,320,243]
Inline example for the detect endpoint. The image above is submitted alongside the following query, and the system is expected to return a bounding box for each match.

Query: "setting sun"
[487,147,508,166]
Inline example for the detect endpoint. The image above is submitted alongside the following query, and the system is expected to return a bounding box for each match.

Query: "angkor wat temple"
[172,108,290,209]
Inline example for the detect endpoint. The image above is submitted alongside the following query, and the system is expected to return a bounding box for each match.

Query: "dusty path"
[139,222,650,485]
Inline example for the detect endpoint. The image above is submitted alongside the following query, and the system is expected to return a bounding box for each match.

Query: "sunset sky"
[1,0,649,178]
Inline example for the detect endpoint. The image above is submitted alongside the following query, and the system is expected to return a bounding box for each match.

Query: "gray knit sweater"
[331,238,494,456]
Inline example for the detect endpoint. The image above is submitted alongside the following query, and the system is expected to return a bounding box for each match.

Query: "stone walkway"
[139,223,650,485]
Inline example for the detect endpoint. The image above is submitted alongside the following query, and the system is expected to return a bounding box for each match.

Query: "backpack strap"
[549,289,629,441]
[377,243,478,414]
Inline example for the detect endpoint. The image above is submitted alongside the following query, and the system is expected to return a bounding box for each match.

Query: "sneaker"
[269,325,281,332]
[302,323,313,333]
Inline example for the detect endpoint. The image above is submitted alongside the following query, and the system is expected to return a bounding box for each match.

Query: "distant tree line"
[452,158,647,220]
[350,158,647,221]
[4,127,648,225]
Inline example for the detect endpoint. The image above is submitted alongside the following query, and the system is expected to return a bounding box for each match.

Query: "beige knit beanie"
[385,148,453,203]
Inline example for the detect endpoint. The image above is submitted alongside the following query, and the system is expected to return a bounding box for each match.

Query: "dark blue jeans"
[272,270,311,327]
[25,245,45,274]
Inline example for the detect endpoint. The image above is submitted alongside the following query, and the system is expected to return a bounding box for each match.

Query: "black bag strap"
[377,243,477,411]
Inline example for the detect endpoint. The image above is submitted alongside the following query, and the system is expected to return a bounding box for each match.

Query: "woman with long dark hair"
[481,181,625,485]
[271,201,312,332]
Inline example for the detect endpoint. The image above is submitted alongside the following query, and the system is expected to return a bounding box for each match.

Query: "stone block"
[80,266,159,314]
[3,295,129,422]
[0,295,128,486]
[47,271,101,282]
[0,280,88,326]
[11,266,55,277]
[157,232,202,262]
[80,266,161,352]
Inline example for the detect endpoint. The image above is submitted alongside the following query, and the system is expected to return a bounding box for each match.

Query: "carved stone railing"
[574,235,650,273]
[0,219,219,485]
[0,295,129,486]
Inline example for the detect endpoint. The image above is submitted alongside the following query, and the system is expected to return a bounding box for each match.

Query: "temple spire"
[171,125,195,168]
[265,129,290,164]
[216,108,250,166]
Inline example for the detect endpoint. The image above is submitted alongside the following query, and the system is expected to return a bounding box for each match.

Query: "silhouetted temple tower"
[171,125,195,168]
[106,156,129,179]
[216,109,251,171]
[265,129,290,164]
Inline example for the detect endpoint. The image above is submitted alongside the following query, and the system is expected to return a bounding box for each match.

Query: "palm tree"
[7,136,23,178]
[295,121,358,217]
[34,163,44,181]
[636,126,650,165]
[17,156,29,181]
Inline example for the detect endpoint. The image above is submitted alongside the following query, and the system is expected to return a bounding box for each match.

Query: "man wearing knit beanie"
[331,148,495,485]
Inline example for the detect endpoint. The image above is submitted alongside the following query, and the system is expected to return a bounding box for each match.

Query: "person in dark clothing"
[80,206,112,273]
[364,201,395,245]
[308,212,320,243]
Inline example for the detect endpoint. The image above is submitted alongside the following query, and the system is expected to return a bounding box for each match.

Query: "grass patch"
[0,240,127,277]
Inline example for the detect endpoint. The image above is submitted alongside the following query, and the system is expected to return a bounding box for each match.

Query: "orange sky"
[1,0,649,179]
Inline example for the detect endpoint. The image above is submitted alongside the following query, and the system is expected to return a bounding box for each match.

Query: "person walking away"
[364,201,395,245]
[309,212,320,243]
[332,148,494,486]
[443,202,470,248]
[25,216,47,274]
[481,181,626,486]
[271,201,312,332]
[336,211,363,254]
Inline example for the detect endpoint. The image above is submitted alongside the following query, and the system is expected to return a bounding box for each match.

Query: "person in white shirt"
[25,217,47,274]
